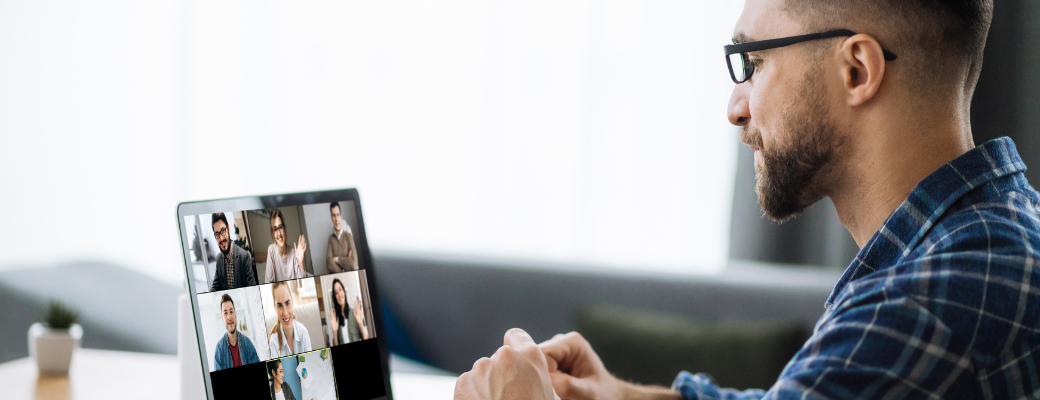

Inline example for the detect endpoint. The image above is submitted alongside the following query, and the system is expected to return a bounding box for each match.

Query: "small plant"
[42,300,79,330]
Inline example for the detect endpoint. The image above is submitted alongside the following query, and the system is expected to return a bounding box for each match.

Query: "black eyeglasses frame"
[724,29,897,84]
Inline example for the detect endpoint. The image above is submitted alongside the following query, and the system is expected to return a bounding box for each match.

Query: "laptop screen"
[178,190,389,400]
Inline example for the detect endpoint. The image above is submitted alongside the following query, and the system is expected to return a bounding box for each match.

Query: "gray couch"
[0,253,842,389]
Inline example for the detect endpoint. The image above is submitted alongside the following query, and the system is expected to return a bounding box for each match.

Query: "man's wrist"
[619,380,682,400]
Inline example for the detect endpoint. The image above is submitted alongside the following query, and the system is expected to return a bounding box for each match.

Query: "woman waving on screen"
[264,209,308,283]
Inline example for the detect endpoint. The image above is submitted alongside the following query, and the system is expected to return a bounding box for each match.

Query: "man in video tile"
[213,294,260,371]
[326,203,358,273]
[210,212,257,291]
[268,359,299,400]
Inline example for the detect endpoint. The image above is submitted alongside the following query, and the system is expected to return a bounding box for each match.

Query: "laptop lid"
[177,189,392,400]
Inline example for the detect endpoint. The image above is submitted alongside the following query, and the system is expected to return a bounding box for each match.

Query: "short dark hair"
[211,212,229,231]
[220,294,235,309]
[330,202,341,213]
[785,0,993,94]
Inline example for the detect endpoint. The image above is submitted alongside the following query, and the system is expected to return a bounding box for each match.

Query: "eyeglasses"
[214,226,229,240]
[271,224,286,233]
[724,29,897,84]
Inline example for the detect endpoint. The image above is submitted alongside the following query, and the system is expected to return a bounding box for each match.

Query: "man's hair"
[785,0,993,94]
[211,212,229,231]
[220,293,235,309]
[330,202,340,213]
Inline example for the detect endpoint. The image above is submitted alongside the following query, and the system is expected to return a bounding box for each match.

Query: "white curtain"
[0,0,743,284]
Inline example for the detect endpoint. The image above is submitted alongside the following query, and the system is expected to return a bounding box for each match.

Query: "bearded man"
[454,0,1040,398]
[210,212,257,292]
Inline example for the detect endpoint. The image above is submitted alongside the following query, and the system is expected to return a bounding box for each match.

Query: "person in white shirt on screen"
[268,359,298,400]
[265,209,308,283]
[269,281,312,357]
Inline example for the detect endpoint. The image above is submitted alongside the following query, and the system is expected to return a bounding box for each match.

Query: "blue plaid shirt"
[673,137,1040,399]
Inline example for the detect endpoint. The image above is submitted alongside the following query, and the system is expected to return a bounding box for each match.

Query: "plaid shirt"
[674,137,1040,399]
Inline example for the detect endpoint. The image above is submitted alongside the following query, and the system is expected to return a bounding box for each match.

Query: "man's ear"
[840,34,886,106]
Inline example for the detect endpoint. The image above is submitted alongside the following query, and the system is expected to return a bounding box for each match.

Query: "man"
[213,294,260,371]
[210,212,257,292]
[455,0,1040,399]
[326,203,359,273]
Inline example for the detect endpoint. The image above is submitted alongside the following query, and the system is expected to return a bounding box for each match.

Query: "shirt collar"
[825,137,1027,308]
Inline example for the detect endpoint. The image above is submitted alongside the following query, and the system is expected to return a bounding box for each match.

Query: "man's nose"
[728,83,750,127]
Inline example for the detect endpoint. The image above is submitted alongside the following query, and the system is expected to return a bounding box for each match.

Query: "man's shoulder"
[239,333,256,348]
[916,187,1040,261]
[232,243,252,259]
[851,192,1040,357]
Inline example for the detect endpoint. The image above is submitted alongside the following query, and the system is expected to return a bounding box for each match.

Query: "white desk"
[0,348,457,400]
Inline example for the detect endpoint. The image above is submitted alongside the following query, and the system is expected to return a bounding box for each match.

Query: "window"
[0,0,744,284]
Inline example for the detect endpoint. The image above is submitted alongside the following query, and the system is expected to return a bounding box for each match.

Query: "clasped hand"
[455,329,627,400]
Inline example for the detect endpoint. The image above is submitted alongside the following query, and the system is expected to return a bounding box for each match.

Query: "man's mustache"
[740,126,763,149]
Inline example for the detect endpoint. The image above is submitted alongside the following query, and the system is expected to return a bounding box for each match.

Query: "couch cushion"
[574,304,808,390]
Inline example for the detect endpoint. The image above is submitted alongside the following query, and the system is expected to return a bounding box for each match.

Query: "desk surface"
[1,348,457,400]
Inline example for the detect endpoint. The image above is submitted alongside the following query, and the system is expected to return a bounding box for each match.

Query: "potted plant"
[28,300,82,375]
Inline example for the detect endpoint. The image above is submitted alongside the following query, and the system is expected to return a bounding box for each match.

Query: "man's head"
[728,0,993,221]
[330,203,342,232]
[212,213,231,256]
[220,294,237,335]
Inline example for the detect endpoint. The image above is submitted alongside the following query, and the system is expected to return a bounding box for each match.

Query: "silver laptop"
[177,189,392,400]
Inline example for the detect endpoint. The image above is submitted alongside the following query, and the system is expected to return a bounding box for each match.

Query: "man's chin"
[755,177,817,223]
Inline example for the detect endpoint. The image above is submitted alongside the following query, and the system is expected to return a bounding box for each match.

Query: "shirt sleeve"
[673,288,970,400]
[265,245,276,284]
[327,235,343,274]
[242,249,257,286]
[210,259,224,292]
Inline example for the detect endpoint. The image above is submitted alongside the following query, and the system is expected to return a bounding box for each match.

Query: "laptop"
[177,189,392,400]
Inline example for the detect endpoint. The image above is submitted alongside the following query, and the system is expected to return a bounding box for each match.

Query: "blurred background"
[1,0,1037,391]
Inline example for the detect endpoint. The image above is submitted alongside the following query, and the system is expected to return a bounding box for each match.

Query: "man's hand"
[540,332,680,400]
[455,328,559,400]
[539,332,623,400]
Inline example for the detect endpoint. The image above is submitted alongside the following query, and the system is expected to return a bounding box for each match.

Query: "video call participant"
[213,294,260,371]
[268,360,298,400]
[269,281,312,357]
[329,278,368,345]
[326,203,358,273]
[265,209,308,283]
[210,212,256,291]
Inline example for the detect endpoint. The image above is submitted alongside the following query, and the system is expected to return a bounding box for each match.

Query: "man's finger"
[539,332,584,371]
[503,328,537,349]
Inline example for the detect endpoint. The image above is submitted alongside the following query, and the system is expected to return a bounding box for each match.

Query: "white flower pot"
[28,322,82,375]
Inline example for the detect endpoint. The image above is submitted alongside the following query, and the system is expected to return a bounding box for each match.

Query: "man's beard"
[220,240,231,256]
[742,68,841,222]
